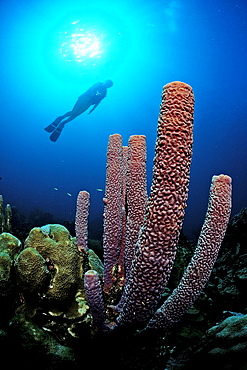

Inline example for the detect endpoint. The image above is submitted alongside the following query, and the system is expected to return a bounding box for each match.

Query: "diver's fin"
[44,117,62,133]
[49,123,65,142]
[45,124,58,133]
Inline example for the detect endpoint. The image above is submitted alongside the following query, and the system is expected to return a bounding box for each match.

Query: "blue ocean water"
[0,0,246,241]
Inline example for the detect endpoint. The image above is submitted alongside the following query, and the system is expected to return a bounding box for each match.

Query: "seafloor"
[0,207,246,370]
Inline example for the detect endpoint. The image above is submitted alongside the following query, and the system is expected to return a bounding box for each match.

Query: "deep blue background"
[1,0,246,241]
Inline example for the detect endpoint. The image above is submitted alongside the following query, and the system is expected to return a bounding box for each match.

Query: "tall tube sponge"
[115,135,148,312]
[75,191,90,252]
[102,134,123,294]
[5,204,12,233]
[117,81,194,326]
[146,174,232,332]
[0,195,4,233]
[124,135,148,282]
[0,195,12,233]
[117,145,128,285]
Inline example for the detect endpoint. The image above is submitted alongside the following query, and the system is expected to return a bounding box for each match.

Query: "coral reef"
[0,81,245,369]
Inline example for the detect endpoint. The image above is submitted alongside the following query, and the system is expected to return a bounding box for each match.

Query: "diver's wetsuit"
[44,81,112,142]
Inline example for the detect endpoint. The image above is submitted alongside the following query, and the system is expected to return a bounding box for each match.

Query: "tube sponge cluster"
[117,81,194,325]
[102,133,148,295]
[73,81,232,333]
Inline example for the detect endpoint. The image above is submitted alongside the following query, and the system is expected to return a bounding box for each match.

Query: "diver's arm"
[88,103,100,114]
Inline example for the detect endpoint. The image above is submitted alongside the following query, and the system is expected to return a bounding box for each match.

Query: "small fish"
[54,187,58,191]
[0,177,2,180]
[96,188,103,192]
[67,192,72,197]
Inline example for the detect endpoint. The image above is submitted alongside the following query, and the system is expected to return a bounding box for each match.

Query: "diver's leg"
[60,111,73,120]
[60,101,92,125]
[44,111,73,133]
[49,110,77,141]
[70,97,85,115]
[48,96,92,140]
[49,113,78,141]
[70,95,92,117]
[60,114,79,125]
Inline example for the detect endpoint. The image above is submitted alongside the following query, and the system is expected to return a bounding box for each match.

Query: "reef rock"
[168,314,247,370]
[209,207,247,313]
[9,313,78,369]
[0,232,21,304]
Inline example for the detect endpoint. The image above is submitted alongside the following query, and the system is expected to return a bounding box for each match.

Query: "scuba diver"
[44,80,113,142]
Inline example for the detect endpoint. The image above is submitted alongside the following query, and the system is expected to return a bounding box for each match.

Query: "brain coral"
[15,224,82,306]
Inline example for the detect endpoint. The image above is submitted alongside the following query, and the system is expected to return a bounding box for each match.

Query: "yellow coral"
[16,225,82,304]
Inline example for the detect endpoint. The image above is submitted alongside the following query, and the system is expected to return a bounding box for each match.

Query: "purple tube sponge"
[103,134,123,293]
[124,135,147,282]
[75,191,90,252]
[115,135,148,312]
[84,270,106,331]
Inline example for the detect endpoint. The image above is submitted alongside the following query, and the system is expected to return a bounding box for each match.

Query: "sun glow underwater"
[44,12,128,83]
[59,20,109,67]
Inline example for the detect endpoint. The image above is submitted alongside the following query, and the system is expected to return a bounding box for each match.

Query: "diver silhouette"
[44,80,113,142]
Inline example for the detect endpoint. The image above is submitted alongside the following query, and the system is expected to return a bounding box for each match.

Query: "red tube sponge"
[146,174,232,331]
